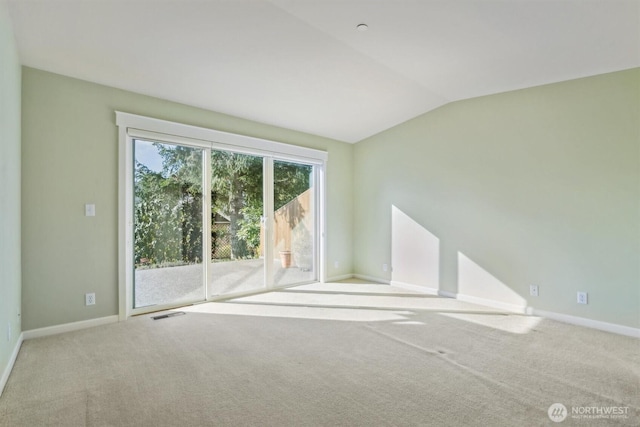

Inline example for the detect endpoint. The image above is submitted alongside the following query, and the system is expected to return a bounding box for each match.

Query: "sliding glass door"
[119,113,328,318]
[133,139,205,309]
[127,134,321,315]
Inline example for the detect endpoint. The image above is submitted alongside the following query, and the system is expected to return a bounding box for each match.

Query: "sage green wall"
[0,0,22,388]
[19,65,639,330]
[21,67,353,330]
[354,69,639,328]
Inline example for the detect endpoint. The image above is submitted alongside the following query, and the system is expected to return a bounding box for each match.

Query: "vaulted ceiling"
[7,0,639,143]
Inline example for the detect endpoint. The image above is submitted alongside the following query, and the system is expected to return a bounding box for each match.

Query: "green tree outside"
[134,141,312,267]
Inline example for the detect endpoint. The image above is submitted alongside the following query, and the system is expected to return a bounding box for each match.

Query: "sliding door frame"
[117,112,328,320]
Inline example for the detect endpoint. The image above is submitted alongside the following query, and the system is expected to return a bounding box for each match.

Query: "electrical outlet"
[334,261,339,269]
[577,292,588,304]
[382,263,388,272]
[529,285,539,297]
[85,204,96,217]
[85,293,96,306]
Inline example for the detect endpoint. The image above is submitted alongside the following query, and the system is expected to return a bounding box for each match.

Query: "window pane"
[133,140,204,308]
[209,150,265,296]
[273,160,315,286]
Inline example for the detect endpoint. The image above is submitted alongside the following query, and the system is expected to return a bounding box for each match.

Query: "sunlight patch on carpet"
[179,302,415,322]
[440,312,543,334]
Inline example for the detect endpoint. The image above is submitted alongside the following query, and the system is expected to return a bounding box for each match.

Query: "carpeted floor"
[1,280,638,426]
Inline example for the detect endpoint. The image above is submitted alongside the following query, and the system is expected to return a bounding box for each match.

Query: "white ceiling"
[7,0,640,143]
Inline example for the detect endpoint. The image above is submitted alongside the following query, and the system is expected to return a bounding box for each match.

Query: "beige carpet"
[1,280,638,426]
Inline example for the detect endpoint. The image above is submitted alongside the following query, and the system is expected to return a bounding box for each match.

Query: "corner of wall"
[0,0,23,396]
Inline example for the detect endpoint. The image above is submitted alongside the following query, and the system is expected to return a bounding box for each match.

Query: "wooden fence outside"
[260,188,313,267]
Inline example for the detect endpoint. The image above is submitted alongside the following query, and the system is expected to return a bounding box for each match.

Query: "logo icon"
[548,403,568,422]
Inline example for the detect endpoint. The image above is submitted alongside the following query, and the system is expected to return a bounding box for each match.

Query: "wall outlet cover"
[85,293,96,306]
[85,204,96,217]
[577,291,588,304]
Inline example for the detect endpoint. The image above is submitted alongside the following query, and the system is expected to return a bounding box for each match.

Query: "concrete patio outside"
[134,258,314,308]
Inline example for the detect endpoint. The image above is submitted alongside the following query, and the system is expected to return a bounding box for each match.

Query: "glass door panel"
[273,160,315,287]
[209,151,265,296]
[133,139,205,308]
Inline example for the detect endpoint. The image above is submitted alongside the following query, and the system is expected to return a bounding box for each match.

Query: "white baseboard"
[531,308,640,338]
[353,274,390,284]
[326,274,354,282]
[391,282,526,313]
[389,278,638,338]
[453,293,527,314]
[390,280,439,295]
[22,315,119,340]
[0,332,24,398]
